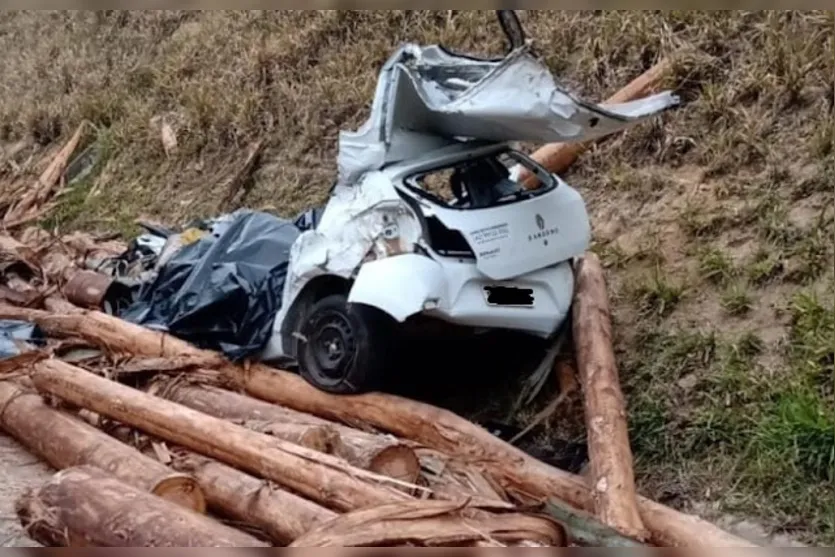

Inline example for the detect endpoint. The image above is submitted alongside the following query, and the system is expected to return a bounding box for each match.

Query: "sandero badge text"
[529,213,559,242]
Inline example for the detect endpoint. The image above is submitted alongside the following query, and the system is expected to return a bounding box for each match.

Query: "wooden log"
[153,381,420,483]
[571,252,647,540]
[28,360,566,547]
[170,451,338,545]
[226,369,755,547]
[288,500,565,547]
[29,359,413,513]
[16,465,268,547]
[76,413,338,545]
[0,304,755,547]
[150,383,338,453]
[0,381,205,513]
[44,295,84,314]
[244,419,336,453]
[518,58,673,189]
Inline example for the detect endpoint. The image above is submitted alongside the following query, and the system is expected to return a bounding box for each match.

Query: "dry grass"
[0,10,833,545]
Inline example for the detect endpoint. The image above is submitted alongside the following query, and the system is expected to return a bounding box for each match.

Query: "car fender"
[348,254,446,322]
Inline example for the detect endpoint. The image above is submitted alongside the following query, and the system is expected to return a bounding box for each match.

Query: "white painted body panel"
[349,253,575,337]
[424,176,590,281]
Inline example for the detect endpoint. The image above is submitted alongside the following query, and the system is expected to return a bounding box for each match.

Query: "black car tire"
[296,293,396,395]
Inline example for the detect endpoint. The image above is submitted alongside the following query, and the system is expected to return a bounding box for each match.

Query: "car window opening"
[407,149,556,210]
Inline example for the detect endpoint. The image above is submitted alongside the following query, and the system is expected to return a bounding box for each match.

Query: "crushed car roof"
[336,42,681,188]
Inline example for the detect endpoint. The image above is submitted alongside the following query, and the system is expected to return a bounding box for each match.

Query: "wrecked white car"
[104,15,678,394]
[257,36,679,394]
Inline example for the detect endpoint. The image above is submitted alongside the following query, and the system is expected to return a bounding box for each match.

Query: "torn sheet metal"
[337,43,680,187]
[283,173,423,304]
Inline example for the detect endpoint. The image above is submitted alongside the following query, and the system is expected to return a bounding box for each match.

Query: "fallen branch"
[4,122,87,227]
[17,465,268,547]
[572,252,646,539]
[218,140,264,211]
[0,381,205,512]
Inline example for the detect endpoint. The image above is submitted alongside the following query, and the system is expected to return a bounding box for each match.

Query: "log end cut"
[368,445,422,487]
[151,473,207,514]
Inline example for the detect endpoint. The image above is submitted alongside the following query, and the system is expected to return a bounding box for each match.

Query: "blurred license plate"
[483,285,534,307]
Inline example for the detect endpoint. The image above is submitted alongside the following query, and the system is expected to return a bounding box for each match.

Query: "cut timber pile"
[0,229,756,547]
[149,380,421,484]
[0,382,205,514]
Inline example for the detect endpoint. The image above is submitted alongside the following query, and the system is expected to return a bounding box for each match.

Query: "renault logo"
[529,213,559,242]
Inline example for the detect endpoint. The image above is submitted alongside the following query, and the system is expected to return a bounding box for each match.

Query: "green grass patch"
[746,247,785,285]
[679,203,733,239]
[622,296,835,543]
[631,268,685,317]
[698,247,736,285]
[39,178,95,232]
[784,211,835,284]
[721,281,753,316]
[788,291,835,394]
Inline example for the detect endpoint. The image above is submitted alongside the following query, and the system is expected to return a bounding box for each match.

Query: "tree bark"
[229,366,755,547]
[571,252,647,540]
[29,360,567,547]
[152,381,420,484]
[29,359,413,513]
[76,414,339,545]
[417,448,510,506]
[16,465,268,547]
[170,451,338,545]
[288,500,565,547]
[0,381,205,513]
[517,58,673,189]
[0,304,755,547]
[4,122,87,227]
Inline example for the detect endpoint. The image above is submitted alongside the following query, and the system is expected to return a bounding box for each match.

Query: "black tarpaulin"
[118,210,300,361]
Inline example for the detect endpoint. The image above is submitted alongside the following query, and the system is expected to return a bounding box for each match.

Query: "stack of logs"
[0,239,756,546]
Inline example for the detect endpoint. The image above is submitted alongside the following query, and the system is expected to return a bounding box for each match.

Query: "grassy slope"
[1,11,832,544]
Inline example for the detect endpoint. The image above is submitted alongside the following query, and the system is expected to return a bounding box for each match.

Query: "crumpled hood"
[337,42,680,186]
